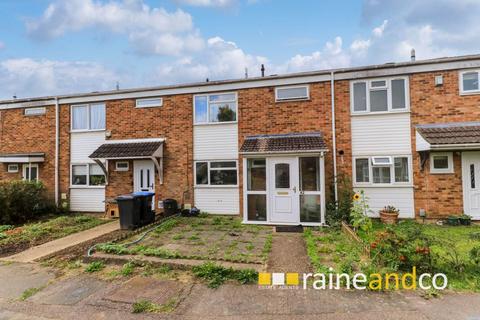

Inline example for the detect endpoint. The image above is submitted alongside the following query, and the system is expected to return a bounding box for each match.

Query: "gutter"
[54,97,59,206]
[331,71,338,207]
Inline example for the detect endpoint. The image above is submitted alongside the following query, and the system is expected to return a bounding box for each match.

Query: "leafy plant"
[132,300,162,313]
[350,190,373,234]
[470,246,480,266]
[382,206,399,214]
[20,287,43,301]
[85,261,105,273]
[326,174,354,226]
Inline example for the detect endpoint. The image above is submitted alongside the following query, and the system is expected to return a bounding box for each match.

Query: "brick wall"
[0,106,56,198]
[410,70,480,218]
[104,95,194,209]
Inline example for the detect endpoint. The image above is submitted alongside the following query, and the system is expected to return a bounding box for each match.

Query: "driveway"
[0,262,479,320]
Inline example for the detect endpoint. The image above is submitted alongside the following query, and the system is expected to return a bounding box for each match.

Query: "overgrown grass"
[85,261,105,273]
[0,215,107,250]
[192,262,258,288]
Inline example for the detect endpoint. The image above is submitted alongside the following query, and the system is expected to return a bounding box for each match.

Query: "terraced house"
[1,54,480,225]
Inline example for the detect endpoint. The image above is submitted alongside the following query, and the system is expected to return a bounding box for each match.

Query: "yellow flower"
[353,193,361,201]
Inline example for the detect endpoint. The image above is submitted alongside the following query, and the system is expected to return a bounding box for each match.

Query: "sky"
[0,0,479,99]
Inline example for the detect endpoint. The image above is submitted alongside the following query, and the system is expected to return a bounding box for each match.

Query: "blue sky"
[0,0,479,99]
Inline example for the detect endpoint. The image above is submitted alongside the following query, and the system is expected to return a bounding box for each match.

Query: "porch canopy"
[239,132,328,155]
[0,152,45,163]
[89,138,164,184]
[416,122,480,169]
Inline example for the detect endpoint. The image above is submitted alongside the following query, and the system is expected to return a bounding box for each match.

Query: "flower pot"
[446,216,460,226]
[459,217,472,226]
[380,211,399,225]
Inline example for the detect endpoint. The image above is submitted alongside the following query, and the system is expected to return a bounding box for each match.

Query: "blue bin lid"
[132,191,155,197]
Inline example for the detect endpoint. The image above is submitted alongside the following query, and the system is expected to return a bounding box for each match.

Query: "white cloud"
[372,20,388,37]
[174,0,237,7]
[0,58,122,99]
[26,0,203,56]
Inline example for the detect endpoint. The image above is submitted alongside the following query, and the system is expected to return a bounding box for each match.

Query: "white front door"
[463,152,480,219]
[269,157,299,223]
[134,160,155,207]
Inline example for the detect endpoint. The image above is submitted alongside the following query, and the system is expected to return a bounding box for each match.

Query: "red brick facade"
[2,60,480,219]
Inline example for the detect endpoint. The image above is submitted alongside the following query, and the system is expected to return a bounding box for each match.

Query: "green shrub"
[0,181,53,225]
[326,174,354,226]
[470,246,480,266]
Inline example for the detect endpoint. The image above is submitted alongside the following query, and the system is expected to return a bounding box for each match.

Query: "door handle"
[293,186,297,193]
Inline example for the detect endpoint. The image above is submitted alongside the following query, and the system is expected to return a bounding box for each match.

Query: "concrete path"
[0,221,119,263]
[267,232,312,273]
[0,262,480,319]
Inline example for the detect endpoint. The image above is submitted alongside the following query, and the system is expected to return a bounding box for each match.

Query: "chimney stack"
[261,64,265,77]
[411,48,416,62]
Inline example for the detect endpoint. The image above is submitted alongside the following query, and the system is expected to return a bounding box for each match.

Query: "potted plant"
[459,214,472,226]
[446,215,460,226]
[379,205,400,225]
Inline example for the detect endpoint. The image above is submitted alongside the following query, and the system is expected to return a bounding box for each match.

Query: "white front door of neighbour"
[269,158,299,223]
[463,152,480,220]
[134,160,155,208]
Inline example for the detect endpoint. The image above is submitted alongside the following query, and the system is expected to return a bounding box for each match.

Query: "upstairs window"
[194,93,237,124]
[460,71,480,94]
[275,85,309,101]
[71,103,105,131]
[136,97,163,108]
[24,107,46,116]
[351,77,409,113]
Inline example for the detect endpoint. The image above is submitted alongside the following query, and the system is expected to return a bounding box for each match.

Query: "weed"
[188,234,200,241]
[172,233,184,240]
[121,262,136,276]
[262,234,273,261]
[132,300,161,313]
[20,287,43,301]
[96,243,130,255]
[85,261,105,273]
[192,262,257,288]
[246,243,254,251]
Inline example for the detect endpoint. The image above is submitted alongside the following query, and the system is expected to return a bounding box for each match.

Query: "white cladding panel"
[351,113,411,155]
[354,187,415,218]
[194,124,238,160]
[71,131,106,163]
[194,187,239,215]
[70,188,105,212]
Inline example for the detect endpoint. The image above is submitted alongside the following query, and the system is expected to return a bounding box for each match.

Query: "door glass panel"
[300,195,321,222]
[471,164,475,189]
[247,194,267,221]
[140,169,144,188]
[300,157,320,191]
[247,159,266,191]
[275,163,290,188]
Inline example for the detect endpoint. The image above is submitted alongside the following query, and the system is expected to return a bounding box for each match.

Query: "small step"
[275,225,304,233]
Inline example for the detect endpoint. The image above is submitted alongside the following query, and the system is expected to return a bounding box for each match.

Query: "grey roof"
[89,141,163,159]
[416,122,480,145]
[240,132,327,154]
[2,54,480,104]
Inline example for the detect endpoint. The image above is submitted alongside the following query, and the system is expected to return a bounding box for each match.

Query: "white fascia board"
[430,143,480,150]
[0,156,45,163]
[103,138,165,144]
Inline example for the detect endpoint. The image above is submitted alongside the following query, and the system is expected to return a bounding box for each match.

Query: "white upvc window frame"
[70,103,106,132]
[459,70,480,95]
[350,76,410,114]
[135,97,163,108]
[22,163,39,181]
[193,92,238,125]
[430,152,454,174]
[353,155,412,186]
[7,164,19,173]
[194,160,239,187]
[70,163,106,188]
[275,85,310,102]
[115,161,129,171]
[24,107,46,116]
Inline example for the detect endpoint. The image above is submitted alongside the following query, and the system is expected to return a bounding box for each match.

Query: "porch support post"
[320,152,326,225]
[93,159,109,185]
[150,156,163,185]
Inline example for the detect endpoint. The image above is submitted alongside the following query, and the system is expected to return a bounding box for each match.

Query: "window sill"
[194,185,239,189]
[275,98,311,103]
[460,91,480,96]
[353,184,413,188]
[429,171,454,175]
[193,121,238,126]
[70,129,106,133]
[70,186,106,189]
[351,110,410,116]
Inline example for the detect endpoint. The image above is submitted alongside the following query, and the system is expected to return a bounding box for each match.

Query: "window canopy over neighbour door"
[89,138,164,185]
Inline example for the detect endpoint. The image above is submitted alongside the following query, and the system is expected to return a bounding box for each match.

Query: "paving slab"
[29,276,105,305]
[267,233,312,273]
[0,263,56,300]
[0,221,119,263]
[104,276,188,305]
[0,310,56,320]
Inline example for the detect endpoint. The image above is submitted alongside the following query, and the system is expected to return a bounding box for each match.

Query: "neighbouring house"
[1,54,480,225]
